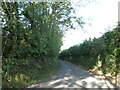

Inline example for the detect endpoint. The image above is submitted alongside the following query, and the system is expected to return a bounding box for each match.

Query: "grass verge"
[2,58,60,88]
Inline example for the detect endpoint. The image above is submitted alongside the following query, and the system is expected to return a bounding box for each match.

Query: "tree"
[1,2,84,87]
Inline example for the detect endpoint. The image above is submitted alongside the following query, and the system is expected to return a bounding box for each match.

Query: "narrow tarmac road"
[28,60,116,89]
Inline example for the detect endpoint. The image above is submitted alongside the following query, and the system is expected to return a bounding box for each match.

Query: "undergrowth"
[2,58,60,88]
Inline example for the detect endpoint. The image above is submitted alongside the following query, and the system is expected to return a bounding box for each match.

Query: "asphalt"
[28,60,116,89]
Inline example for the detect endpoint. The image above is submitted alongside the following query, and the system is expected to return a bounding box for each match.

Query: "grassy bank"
[2,58,60,88]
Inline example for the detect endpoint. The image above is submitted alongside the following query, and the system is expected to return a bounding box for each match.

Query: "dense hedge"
[59,24,120,76]
[1,2,77,87]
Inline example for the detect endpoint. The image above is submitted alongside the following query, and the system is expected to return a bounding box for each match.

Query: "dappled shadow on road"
[28,60,115,89]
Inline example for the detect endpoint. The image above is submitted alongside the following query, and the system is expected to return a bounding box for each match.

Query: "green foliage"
[1,2,79,87]
[59,24,120,76]
[2,57,60,88]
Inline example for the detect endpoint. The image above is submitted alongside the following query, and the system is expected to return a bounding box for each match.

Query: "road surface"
[28,60,116,89]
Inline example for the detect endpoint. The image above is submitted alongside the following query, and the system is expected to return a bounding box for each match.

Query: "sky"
[60,0,119,51]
